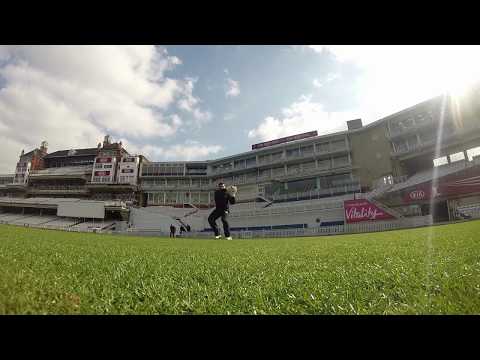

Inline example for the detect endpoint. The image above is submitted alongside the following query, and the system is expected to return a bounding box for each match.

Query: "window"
[272,167,284,176]
[316,142,330,153]
[467,146,480,161]
[179,179,190,186]
[246,157,257,167]
[331,139,346,151]
[271,152,283,161]
[406,136,418,148]
[382,175,393,185]
[449,152,465,163]
[433,157,448,167]
[318,159,330,169]
[302,161,316,169]
[259,169,270,179]
[301,145,314,155]
[394,140,408,153]
[234,160,246,169]
[258,154,270,164]
[286,148,300,158]
[332,156,349,167]
[419,131,435,144]
[287,164,300,174]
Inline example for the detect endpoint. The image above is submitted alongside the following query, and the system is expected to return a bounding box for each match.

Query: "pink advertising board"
[344,199,395,223]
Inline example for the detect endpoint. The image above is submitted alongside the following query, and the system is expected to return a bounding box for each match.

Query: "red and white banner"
[403,186,435,203]
[344,199,395,223]
[94,171,110,176]
[96,157,112,163]
[402,166,480,203]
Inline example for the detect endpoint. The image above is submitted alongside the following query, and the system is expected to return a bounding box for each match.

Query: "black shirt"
[214,189,236,211]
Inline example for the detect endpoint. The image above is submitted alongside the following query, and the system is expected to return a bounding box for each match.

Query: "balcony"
[271,183,361,202]
[29,165,93,179]
[388,116,435,139]
[211,146,349,176]
[140,182,212,191]
[214,163,353,187]
[28,185,89,195]
[390,126,477,157]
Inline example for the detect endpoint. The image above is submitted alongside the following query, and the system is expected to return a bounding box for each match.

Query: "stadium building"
[1,86,480,236]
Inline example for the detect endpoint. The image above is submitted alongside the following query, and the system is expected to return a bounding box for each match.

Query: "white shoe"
[215,235,222,239]
[225,236,233,240]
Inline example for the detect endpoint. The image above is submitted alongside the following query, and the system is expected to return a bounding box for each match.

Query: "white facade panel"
[57,201,105,219]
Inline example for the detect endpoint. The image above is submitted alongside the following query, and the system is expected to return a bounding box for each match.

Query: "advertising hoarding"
[251,131,318,150]
[344,199,395,223]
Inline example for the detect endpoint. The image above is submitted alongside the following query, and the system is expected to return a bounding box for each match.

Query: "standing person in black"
[208,182,236,240]
[169,224,176,238]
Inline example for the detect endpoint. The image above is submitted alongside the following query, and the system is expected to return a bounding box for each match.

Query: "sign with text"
[403,185,435,203]
[402,166,480,204]
[344,199,395,223]
[96,157,112,163]
[251,131,318,150]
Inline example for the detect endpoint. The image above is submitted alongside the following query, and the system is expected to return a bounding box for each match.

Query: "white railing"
[456,204,480,219]
[223,215,434,238]
[211,147,349,176]
[388,117,435,138]
[271,184,361,202]
[30,165,92,176]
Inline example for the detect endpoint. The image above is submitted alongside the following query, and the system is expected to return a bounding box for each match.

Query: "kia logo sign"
[409,190,425,200]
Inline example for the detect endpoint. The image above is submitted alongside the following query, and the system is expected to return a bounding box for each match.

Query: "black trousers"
[208,208,230,237]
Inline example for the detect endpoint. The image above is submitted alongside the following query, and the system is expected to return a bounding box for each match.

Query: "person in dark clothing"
[208,182,236,240]
[186,224,191,232]
[180,225,186,235]
[169,224,176,238]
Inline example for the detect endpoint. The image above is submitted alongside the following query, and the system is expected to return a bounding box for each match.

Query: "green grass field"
[0,221,479,315]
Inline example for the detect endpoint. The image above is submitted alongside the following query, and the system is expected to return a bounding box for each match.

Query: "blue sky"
[1,45,480,173]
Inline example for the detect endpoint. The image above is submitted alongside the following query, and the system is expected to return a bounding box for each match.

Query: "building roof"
[20,149,37,158]
[44,148,98,159]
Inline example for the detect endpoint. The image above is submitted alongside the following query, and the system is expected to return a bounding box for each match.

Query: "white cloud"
[312,79,323,88]
[223,113,236,122]
[0,45,212,173]
[226,78,240,98]
[123,139,222,161]
[307,45,480,120]
[313,73,340,88]
[248,95,360,141]
[177,77,212,126]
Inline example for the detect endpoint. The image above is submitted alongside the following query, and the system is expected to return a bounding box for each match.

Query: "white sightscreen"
[57,201,105,219]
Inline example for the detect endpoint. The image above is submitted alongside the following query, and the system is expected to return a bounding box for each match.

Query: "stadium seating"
[0,213,28,223]
[129,207,196,232]
[11,215,57,226]
[457,203,480,219]
[231,202,269,210]
[70,220,116,231]
[40,217,81,228]
[387,160,473,194]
